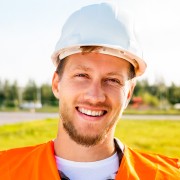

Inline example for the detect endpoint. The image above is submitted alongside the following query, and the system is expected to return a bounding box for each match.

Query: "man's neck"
[54,129,115,162]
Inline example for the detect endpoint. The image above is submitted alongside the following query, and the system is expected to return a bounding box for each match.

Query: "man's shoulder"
[0,141,54,163]
[121,146,180,178]
[0,141,59,179]
[126,147,180,167]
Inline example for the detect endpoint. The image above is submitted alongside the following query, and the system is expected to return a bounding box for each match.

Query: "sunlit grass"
[0,119,58,150]
[0,118,180,158]
[115,119,180,158]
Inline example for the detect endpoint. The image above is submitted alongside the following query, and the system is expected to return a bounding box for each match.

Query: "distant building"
[19,101,42,109]
[174,103,180,110]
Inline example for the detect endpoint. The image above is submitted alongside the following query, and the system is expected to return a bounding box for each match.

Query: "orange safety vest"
[0,141,179,179]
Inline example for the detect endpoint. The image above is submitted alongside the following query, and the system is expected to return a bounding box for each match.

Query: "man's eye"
[106,78,121,85]
[75,74,88,78]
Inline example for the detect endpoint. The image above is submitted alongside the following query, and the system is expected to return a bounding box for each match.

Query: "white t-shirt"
[55,152,119,180]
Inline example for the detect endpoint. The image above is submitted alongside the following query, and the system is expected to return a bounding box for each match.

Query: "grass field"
[0,118,180,158]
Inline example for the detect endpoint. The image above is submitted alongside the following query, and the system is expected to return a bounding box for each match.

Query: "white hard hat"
[51,2,147,76]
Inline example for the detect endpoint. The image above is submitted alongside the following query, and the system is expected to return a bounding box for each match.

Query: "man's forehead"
[65,58,129,78]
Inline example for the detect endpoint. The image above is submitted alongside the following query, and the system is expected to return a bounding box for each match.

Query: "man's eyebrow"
[106,72,124,78]
[71,65,92,71]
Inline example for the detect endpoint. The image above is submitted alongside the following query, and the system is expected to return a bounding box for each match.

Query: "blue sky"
[0,0,180,86]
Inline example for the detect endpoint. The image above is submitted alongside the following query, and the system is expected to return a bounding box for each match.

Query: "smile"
[77,107,107,117]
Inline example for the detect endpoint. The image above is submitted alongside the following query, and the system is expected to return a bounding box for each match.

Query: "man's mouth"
[76,107,107,117]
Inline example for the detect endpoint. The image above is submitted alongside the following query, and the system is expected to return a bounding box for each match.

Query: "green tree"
[133,79,150,96]
[142,92,159,107]
[11,81,19,105]
[2,80,19,107]
[41,83,57,106]
[0,80,5,106]
[23,80,38,101]
[168,83,180,104]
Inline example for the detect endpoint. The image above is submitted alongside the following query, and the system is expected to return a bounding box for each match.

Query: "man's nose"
[83,81,106,104]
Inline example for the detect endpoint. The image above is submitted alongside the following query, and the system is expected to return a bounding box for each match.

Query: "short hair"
[56,46,135,79]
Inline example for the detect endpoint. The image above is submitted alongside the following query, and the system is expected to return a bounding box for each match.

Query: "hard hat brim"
[51,44,147,77]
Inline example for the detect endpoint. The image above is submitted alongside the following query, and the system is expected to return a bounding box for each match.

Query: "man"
[0,2,179,180]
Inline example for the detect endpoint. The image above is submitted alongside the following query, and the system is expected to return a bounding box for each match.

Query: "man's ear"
[124,79,136,109]
[52,72,60,99]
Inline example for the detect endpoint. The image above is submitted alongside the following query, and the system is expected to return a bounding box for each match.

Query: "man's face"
[53,53,134,146]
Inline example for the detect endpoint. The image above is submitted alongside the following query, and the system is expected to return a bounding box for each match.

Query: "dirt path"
[0,112,58,125]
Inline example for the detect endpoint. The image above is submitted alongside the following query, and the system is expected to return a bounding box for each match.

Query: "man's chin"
[68,131,103,147]
[64,124,102,147]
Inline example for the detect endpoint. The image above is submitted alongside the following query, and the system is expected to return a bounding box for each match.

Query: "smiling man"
[53,51,135,148]
[0,2,179,180]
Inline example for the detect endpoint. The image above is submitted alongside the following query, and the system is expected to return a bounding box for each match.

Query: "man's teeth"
[78,108,104,116]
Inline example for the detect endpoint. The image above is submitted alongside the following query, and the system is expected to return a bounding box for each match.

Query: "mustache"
[76,101,110,110]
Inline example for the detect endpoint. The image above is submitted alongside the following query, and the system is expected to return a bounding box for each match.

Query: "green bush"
[142,92,159,107]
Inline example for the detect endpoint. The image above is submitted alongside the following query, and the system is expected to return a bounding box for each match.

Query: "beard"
[63,120,104,147]
[60,101,120,147]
